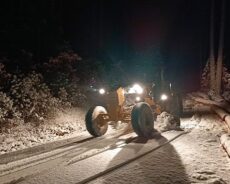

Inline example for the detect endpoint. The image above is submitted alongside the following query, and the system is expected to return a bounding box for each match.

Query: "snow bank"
[180,114,201,130]
[181,113,226,134]
[154,112,180,132]
[0,108,86,155]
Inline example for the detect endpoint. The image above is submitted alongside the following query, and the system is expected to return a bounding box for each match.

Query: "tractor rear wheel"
[85,106,109,137]
[131,102,154,137]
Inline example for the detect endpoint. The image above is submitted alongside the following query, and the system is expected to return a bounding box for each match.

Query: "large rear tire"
[85,106,108,137]
[131,102,154,137]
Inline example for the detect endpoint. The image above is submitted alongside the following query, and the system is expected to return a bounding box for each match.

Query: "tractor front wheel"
[131,102,154,137]
[85,106,109,137]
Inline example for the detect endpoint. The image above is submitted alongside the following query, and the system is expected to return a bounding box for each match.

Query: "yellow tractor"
[85,83,182,137]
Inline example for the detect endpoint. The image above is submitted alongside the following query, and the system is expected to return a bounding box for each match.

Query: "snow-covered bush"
[57,87,71,107]
[58,87,68,102]
[0,92,20,126]
[222,66,230,90]
[65,82,87,106]
[0,62,11,91]
[56,83,86,107]
[10,72,62,123]
[42,51,86,106]
[43,51,81,92]
[220,66,230,101]
[201,61,230,101]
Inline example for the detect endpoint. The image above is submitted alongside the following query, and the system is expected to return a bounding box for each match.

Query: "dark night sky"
[0,0,230,91]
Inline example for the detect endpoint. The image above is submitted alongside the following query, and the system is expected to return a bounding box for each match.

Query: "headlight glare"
[99,88,105,95]
[136,96,141,102]
[161,94,168,101]
[128,84,143,94]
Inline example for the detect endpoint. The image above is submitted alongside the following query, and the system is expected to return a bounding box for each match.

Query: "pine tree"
[203,0,226,96]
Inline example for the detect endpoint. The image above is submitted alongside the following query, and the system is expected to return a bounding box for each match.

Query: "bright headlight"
[133,84,143,94]
[99,88,105,95]
[161,94,168,101]
[128,84,143,94]
[136,96,141,101]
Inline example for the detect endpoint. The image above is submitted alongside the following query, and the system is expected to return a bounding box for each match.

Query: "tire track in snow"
[75,131,187,184]
[0,129,128,177]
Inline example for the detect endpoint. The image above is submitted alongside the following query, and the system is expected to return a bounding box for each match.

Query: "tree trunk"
[209,0,216,92]
[220,134,230,157]
[216,0,226,95]
[188,93,230,113]
[212,105,230,131]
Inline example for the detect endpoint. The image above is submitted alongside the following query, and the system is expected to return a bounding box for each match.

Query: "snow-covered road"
[1,115,230,184]
[90,126,230,184]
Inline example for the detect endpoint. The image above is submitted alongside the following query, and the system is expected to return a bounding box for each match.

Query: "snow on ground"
[0,108,86,155]
[1,98,230,184]
[0,107,181,156]
[0,110,230,184]
[8,114,229,184]
[88,114,230,184]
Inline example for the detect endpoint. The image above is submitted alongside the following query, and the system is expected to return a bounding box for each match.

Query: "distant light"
[99,88,105,95]
[136,96,141,101]
[161,94,168,101]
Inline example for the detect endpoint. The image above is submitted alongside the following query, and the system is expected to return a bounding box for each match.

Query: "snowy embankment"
[0,108,86,155]
[179,114,230,184]
[184,91,230,156]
